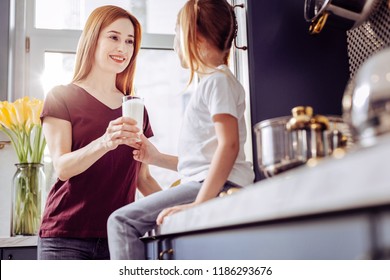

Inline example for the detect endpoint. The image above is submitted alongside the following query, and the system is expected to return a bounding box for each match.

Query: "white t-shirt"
[177,65,254,187]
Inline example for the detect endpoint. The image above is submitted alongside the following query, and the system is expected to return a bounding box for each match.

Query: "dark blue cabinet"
[1,246,37,260]
[144,209,390,260]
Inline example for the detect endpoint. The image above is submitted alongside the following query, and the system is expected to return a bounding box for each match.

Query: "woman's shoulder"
[46,83,83,99]
[42,84,89,121]
[45,84,88,106]
[44,84,86,109]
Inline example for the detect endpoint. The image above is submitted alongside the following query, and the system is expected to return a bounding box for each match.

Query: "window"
[42,52,75,95]
[135,49,190,186]
[34,0,183,34]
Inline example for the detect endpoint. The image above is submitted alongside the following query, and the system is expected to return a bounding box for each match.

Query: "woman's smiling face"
[94,18,135,74]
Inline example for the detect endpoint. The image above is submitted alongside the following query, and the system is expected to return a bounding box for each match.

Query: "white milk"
[122,97,144,134]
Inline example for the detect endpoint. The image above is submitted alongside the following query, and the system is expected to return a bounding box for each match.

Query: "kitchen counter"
[155,134,390,237]
[0,236,37,248]
[0,236,37,260]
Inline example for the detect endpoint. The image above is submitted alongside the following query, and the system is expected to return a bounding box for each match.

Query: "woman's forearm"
[54,136,109,181]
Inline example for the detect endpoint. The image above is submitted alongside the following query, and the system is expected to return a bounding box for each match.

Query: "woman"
[38,5,161,260]
[107,0,254,259]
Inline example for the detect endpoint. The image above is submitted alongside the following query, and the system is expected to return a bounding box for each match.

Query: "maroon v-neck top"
[39,84,153,238]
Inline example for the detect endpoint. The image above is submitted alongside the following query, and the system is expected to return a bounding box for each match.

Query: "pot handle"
[309,12,329,34]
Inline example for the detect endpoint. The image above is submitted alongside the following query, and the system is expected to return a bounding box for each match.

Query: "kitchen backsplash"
[347,0,390,77]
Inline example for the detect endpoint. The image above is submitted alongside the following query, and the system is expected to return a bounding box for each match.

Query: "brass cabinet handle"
[158,248,174,260]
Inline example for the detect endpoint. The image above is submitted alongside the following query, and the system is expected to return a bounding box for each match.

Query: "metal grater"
[347,0,390,78]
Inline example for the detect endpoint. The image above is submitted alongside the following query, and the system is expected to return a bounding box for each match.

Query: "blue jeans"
[38,237,110,260]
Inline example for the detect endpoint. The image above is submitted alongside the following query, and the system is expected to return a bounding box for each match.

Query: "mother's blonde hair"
[72,5,142,95]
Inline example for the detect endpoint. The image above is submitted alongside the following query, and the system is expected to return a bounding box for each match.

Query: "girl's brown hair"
[72,5,142,95]
[179,0,236,84]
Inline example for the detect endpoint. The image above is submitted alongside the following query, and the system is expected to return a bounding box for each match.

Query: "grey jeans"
[107,181,239,259]
[38,237,110,260]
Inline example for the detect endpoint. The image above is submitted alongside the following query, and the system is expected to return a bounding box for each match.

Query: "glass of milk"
[122,95,144,140]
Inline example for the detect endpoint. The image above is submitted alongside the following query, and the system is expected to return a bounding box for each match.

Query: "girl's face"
[174,23,188,69]
[94,18,135,74]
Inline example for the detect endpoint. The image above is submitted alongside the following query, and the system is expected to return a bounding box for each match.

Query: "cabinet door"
[166,213,372,260]
[376,210,390,259]
[145,239,159,260]
[144,238,174,260]
[2,247,37,260]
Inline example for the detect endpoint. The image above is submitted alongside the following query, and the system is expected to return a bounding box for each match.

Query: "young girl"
[38,6,161,260]
[107,0,254,259]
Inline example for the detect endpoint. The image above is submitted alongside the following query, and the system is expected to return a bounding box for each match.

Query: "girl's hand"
[101,116,140,150]
[156,202,198,225]
[133,134,160,165]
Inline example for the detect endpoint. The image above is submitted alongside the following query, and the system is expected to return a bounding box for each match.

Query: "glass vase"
[11,163,46,236]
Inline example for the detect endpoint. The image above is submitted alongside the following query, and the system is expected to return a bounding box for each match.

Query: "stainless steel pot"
[304,0,381,34]
[254,107,351,178]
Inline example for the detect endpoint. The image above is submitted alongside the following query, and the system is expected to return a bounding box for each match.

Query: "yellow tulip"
[0,97,46,163]
[0,102,13,129]
[13,96,30,127]
[29,98,43,125]
[3,101,19,128]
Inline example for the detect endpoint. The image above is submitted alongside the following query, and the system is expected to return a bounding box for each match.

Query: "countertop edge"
[0,236,38,248]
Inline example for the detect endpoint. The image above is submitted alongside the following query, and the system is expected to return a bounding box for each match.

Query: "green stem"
[1,122,46,163]
[12,164,42,236]
[32,125,44,163]
[1,127,23,161]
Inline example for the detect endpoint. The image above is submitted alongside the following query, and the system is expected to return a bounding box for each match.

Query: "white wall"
[0,131,18,237]
[0,0,9,101]
[0,0,13,236]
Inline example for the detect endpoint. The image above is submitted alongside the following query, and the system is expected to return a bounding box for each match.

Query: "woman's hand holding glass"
[101,116,140,151]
